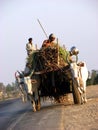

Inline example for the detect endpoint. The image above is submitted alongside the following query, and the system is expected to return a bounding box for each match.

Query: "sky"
[0,0,98,85]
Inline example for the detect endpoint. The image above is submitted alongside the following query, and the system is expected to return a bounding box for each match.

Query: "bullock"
[15,71,28,103]
[70,61,88,103]
[24,73,41,112]
[15,70,40,112]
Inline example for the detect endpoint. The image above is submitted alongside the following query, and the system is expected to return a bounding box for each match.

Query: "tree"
[0,83,5,92]
[90,70,97,85]
[94,74,98,85]
[86,70,98,86]
[6,84,14,92]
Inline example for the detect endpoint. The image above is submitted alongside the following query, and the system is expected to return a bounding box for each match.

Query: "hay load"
[26,45,72,100]
[27,45,71,73]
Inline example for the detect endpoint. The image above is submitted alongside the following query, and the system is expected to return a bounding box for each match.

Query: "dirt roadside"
[62,85,98,130]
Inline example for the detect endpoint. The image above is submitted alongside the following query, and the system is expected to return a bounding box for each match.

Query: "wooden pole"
[37,19,48,38]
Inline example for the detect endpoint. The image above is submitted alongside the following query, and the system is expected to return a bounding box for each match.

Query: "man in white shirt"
[26,38,36,56]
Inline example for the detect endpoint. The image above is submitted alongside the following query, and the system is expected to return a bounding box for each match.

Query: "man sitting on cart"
[42,33,58,48]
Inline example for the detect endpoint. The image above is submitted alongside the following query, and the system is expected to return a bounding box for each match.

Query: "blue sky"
[0,0,98,85]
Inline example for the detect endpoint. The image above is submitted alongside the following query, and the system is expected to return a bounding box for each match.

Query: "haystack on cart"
[28,46,81,110]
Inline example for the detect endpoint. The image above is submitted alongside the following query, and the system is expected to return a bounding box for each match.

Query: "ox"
[15,70,40,112]
[15,71,28,103]
[70,61,88,103]
[24,74,40,112]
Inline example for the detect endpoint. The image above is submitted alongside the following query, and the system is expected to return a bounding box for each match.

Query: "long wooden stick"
[37,19,48,38]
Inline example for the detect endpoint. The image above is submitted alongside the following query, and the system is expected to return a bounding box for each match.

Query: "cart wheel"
[72,78,81,104]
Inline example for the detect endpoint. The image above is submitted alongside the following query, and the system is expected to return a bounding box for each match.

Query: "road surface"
[0,85,98,130]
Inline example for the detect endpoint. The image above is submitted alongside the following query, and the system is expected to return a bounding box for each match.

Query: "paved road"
[0,85,98,130]
[0,98,30,130]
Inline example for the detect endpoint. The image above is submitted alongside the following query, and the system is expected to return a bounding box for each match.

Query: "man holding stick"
[42,33,57,48]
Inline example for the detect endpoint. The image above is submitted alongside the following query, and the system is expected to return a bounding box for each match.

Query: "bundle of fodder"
[26,46,71,73]
[26,46,72,99]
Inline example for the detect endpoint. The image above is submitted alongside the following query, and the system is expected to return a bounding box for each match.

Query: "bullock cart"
[27,46,82,111]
